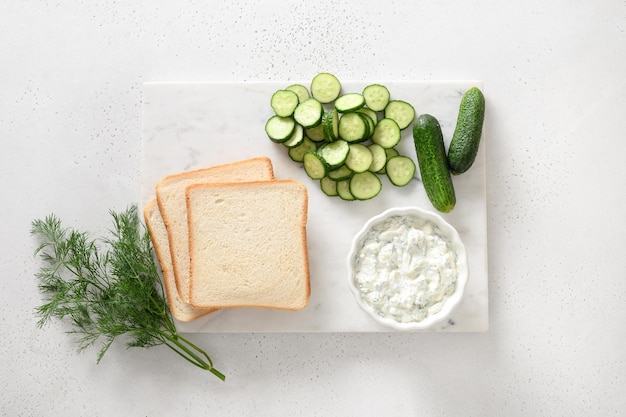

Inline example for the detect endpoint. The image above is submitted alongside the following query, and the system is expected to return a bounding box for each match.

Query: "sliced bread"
[143,198,217,322]
[186,179,310,310]
[155,157,274,303]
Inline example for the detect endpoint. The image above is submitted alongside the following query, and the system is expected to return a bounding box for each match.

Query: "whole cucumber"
[447,87,485,175]
[412,114,456,213]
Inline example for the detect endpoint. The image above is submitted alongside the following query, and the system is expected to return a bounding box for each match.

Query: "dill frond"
[31,205,225,381]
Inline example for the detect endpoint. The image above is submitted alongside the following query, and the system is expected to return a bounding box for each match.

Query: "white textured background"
[2,1,625,416]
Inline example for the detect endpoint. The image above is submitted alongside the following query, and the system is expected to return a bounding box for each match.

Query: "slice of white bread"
[186,179,310,310]
[155,157,275,303]
[143,198,217,322]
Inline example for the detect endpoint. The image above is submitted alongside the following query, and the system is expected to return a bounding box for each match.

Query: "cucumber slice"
[265,116,296,143]
[271,89,299,117]
[328,164,354,181]
[320,176,338,197]
[386,155,416,186]
[359,112,375,140]
[338,112,368,143]
[368,143,387,173]
[302,151,327,180]
[349,171,382,200]
[282,124,304,148]
[285,84,310,103]
[385,147,399,159]
[322,108,339,143]
[377,147,399,174]
[345,143,373,173]
[335,93,365,113]
[318,139,350,169]
[372,118,401,148]
[305,124,325,142]
[311,72,342,103]
[337,180,355,201]
[288,136,317,162]
[294,97,323,128]
[357,107,378,126]
[362,84,390,111]
[384,100,416,130]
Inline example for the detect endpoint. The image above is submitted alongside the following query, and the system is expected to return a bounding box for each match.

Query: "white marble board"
[141,81,489,333]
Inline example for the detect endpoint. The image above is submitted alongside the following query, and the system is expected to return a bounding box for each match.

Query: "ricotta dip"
[352,214,459,324]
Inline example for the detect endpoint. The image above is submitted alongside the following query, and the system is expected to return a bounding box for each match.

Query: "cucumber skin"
[447,87,485,175]
[412,114,456,213]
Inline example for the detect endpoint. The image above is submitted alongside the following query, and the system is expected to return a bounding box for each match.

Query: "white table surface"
[2,1,625,416]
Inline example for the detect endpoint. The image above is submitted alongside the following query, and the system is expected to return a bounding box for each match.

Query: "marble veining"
[141,81,488,332]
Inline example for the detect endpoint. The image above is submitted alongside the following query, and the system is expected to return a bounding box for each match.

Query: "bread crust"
[143,198,217,321]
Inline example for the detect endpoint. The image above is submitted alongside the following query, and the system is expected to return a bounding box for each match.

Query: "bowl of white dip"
[347,206,469,330]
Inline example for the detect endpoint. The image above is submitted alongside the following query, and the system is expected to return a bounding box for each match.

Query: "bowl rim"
[346,206,469,331]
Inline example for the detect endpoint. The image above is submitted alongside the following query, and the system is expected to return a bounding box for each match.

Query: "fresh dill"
[30,205,225,381]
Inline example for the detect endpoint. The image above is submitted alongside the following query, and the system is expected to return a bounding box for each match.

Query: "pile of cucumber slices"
[265,72,416,201]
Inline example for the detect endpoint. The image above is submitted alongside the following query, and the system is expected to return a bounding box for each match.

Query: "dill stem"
[160,331,225,381]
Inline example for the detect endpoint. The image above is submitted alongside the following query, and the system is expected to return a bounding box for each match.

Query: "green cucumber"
[447,87,485,175]
[412,114,456,213]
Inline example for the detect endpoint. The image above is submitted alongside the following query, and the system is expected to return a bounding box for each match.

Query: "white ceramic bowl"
[346,206,469,330]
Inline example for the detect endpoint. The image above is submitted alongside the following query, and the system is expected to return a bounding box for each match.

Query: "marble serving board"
[141,81,489,333]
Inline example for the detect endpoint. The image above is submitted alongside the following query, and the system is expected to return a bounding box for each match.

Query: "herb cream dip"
[351,214,460,324]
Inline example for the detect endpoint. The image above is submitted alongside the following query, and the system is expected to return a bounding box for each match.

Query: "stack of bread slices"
[143,157,310,322]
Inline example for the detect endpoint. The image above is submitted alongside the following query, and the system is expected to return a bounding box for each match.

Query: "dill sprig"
[31,205,225,381]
